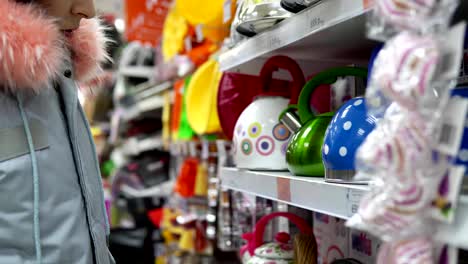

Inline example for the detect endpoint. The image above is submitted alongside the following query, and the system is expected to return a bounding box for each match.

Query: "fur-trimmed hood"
[0,0,109,91]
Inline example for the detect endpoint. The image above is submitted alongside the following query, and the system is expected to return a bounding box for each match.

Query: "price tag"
[437,97,468,156]
[309,17,325,31]
[269,36,282,49]
[223,0,232,23]
[347,189,365,217]
[276,177,291,202]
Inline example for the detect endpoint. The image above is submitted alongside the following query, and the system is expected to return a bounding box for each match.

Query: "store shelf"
[120,136,163,155]
[219,0,376,72]
[121,92,174,121]
[220,167,468,250]
[220,167,368,219]
[121,180,175,199]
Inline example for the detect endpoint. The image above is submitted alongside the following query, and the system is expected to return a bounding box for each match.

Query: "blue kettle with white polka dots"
[322,97,376,183]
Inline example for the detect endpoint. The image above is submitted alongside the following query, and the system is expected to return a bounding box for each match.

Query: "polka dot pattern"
[343,121,352,131]
[323,144,329,155]
[339,147,347,157]
[354,99,363,106]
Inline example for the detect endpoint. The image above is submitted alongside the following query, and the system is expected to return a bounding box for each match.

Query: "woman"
[0,0,114,263]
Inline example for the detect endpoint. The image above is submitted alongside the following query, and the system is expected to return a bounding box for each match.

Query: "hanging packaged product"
[233,55,305,170]
[366,27,467,121]
[368,0,460,41]
[347,0,467,262]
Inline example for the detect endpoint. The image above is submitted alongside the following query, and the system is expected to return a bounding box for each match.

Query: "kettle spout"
[279,109,302,133]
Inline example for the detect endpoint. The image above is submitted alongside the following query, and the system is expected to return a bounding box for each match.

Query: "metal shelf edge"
[219,0,369,71]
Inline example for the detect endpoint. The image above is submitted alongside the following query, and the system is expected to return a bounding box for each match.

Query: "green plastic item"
[281,67,368,177]
[178,76,196,140]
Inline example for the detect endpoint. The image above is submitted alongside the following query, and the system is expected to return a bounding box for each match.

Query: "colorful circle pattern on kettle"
[256,136,275,156]
[273,123,291,141]
[248,122,262,138]
[241,139,253,155]
[236,124,243,136]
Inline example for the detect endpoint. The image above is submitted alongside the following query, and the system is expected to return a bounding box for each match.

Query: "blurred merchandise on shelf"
[186,60,223,135]
[84,0,468,263]
[124,0,172,46]
[314,213,348,264]
[172,78,196,141]
[240,212,315,264]
[314,213,381,264]
[235,0,291,37]
[162,7,189,61]
[280,0,321,13]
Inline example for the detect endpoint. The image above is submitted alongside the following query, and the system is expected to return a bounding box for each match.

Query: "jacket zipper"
[68,105,101,263]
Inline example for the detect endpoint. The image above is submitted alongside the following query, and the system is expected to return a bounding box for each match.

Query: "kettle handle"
[244,212,313,257]
[298,67,368,124]
[259,55,306,104]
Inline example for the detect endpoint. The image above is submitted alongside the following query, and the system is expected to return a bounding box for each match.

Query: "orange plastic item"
[186,41,219,67]
[174,158,199,198]
[171,79,185,139]
[125,0,171,46]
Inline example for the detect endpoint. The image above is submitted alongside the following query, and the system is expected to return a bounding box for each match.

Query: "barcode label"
[439,123,455,146]
[437,97,468,156]
[347,189,365,217]
[439,53,454,76]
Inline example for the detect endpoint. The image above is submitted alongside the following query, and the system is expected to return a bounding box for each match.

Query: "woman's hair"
[16,0,33,3]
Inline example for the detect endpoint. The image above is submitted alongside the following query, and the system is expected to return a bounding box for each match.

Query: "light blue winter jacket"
[0,1,114,263]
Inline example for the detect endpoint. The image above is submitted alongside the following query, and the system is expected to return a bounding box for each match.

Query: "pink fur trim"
[0,0,109,91]
[0,0,63,91]
[70,19,110,83]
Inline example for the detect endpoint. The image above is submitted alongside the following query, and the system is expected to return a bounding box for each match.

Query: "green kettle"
[280,67,368,177]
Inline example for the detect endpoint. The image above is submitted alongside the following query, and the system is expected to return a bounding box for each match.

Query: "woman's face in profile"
[36,0,96,31]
